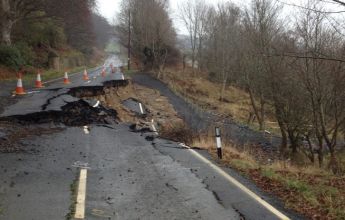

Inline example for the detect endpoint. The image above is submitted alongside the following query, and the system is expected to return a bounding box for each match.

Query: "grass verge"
[192,135,345,220]
[155,119,345,219]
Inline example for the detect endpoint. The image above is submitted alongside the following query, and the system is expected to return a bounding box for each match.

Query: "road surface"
[0,56,300,220]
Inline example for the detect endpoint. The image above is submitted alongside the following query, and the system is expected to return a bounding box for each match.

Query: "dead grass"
[192,135,345,220]
[160,122,194,145]
[162,67,280,133]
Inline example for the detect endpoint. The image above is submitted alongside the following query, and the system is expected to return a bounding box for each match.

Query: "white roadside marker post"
[215,127,222,159]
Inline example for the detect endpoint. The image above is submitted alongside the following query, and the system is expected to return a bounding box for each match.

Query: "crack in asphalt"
[148,137,228,209]
[0,80,130,126]
[42,93,67,111]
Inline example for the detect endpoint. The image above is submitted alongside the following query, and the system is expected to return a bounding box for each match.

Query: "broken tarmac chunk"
[122,98,147,116]
[1,97,118,126]
[129,123,153,133]
[0,79,129,126]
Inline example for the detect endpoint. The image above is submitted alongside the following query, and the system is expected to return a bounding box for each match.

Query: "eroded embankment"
[0,78,183,152]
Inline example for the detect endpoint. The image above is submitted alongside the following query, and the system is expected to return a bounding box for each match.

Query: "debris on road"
[0,73,184,153]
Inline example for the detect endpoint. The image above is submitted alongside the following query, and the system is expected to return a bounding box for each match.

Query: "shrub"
[159,122,195,145]
[0,45,25,70]
[15,42,35,65]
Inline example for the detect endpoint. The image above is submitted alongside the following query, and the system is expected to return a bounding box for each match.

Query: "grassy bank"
[159,120,345,219]
[154,66,345,219]
[193,135,345,219]
[161,67,280,134]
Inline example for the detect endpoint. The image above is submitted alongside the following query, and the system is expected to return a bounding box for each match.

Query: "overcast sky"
[97,0,344,34]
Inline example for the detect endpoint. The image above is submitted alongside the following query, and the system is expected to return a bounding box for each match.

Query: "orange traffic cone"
[15,73,26,95]
[83,69,89,81]
[35,71,44,88]
[63,72,71,84]
[101,68,106,77]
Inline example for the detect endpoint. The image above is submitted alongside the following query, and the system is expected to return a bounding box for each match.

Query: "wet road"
[0,57,298,220]
[0,125,239,220]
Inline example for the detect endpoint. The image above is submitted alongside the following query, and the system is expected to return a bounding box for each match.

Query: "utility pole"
[127,10,131,71]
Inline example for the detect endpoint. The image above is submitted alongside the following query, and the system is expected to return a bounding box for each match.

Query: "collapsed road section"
[0,69,183,153]
[0,80,129,126]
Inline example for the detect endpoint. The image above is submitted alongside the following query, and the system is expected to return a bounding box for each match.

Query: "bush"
[159,122,195,145]
[0,45,25,70]
[15,42,34,65]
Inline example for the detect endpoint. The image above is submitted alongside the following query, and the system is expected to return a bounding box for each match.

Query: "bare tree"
[179,0,207,72]
[241,0,283,131]
[0,0,44,45]
[330,0,345,6]
[117,0,177,78]
[293,0,345,172]
[204,3,241,101]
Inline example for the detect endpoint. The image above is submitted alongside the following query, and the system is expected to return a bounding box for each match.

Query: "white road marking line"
[72,161,90,169]
[139,103,144,114]
[151,119,158,135]
[75,168,87,219]
[92,101,100,108]
[179,143,290,220]
[83,126,90,134]
[26,91,41,94]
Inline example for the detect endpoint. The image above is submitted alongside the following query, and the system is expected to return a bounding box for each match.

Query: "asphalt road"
[0,56,299,220]
[131,73,281,150]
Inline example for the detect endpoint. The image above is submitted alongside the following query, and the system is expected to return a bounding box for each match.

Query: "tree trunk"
[259,95,265,130]
[305,135,315,164]
[280,128,288,157]
[220,78,227,102]
[1,0,12,45]
[329,148,340,174]
[248,88,265,130]
[317,146,323,168]
[316,135,324,168]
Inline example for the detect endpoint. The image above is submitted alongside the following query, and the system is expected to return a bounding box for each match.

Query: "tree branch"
[264,53,345,63]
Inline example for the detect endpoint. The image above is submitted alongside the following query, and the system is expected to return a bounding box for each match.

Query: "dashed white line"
[151,119,158,135]
[83,126,90,134]
[92,101,100,108]
[75,168,87,219]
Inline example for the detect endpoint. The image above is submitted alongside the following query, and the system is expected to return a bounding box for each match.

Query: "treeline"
[179,0,345,173]
[0,0,113,70]
[116,0,345,173]
[117,0,180,78]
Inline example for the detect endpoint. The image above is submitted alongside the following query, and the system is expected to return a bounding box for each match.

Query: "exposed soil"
[0,78,182,153]
[95,80,183,129]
